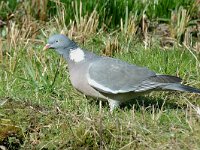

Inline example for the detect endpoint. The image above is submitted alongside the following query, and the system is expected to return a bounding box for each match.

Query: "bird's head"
[43,34,77,53]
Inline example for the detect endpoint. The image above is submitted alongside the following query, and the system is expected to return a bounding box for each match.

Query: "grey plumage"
[44,34,200,111]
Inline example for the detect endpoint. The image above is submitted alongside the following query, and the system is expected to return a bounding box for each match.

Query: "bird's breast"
[68,63,104,98]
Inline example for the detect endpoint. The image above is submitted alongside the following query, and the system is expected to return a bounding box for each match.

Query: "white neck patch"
[69,48,85,63]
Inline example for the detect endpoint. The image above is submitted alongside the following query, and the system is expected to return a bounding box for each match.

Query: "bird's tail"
[137,75,200,94]
[162,83,200,94]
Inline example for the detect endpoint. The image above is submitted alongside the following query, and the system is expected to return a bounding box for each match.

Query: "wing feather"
[87,57,156,94]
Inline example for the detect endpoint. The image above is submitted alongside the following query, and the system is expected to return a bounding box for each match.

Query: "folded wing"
[87,57,156,94]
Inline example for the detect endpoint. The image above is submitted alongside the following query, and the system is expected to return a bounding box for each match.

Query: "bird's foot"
[108,99,121,112]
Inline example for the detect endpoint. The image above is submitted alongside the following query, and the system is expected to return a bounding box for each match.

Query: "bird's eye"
[55,40,59,43]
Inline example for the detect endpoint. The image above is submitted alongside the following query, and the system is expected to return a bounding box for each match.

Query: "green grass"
[0,0,200,149]
[1,0,198,27]
[0,34,200,149]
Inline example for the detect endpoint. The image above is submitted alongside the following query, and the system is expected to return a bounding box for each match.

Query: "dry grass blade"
[142,13,149,49]
[170,7,191,45]
[31,0,48,21]
[54,0,68,33]
[120,12,137,43]
[65,1,98,41]
[0,37,3,62]
[102,35,120,56]
[184,97,200,118]
[177,8,190,37]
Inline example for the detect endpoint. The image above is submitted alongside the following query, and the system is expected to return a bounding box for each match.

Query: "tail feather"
[138,75,200,94]
[162,83,200,94]
[149,75,182,83]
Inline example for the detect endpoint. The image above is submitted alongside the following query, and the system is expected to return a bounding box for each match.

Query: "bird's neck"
[57,46,85,64]
[58,46,99,66]
[68,47,86,63]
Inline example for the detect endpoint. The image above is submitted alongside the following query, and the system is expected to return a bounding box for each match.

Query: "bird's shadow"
[87,94,183,111]
[120,96,182,111]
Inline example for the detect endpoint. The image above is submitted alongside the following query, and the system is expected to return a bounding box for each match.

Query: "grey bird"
[44,34,200,111]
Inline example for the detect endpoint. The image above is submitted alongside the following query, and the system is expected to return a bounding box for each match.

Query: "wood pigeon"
[44,34,200,111]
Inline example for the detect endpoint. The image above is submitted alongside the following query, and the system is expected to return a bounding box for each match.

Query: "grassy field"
[0,0,200,149]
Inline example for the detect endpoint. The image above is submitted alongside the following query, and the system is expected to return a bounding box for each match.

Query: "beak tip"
[43,44,50,51]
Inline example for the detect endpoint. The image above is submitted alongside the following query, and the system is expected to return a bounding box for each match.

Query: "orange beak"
[43,44,51,50]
